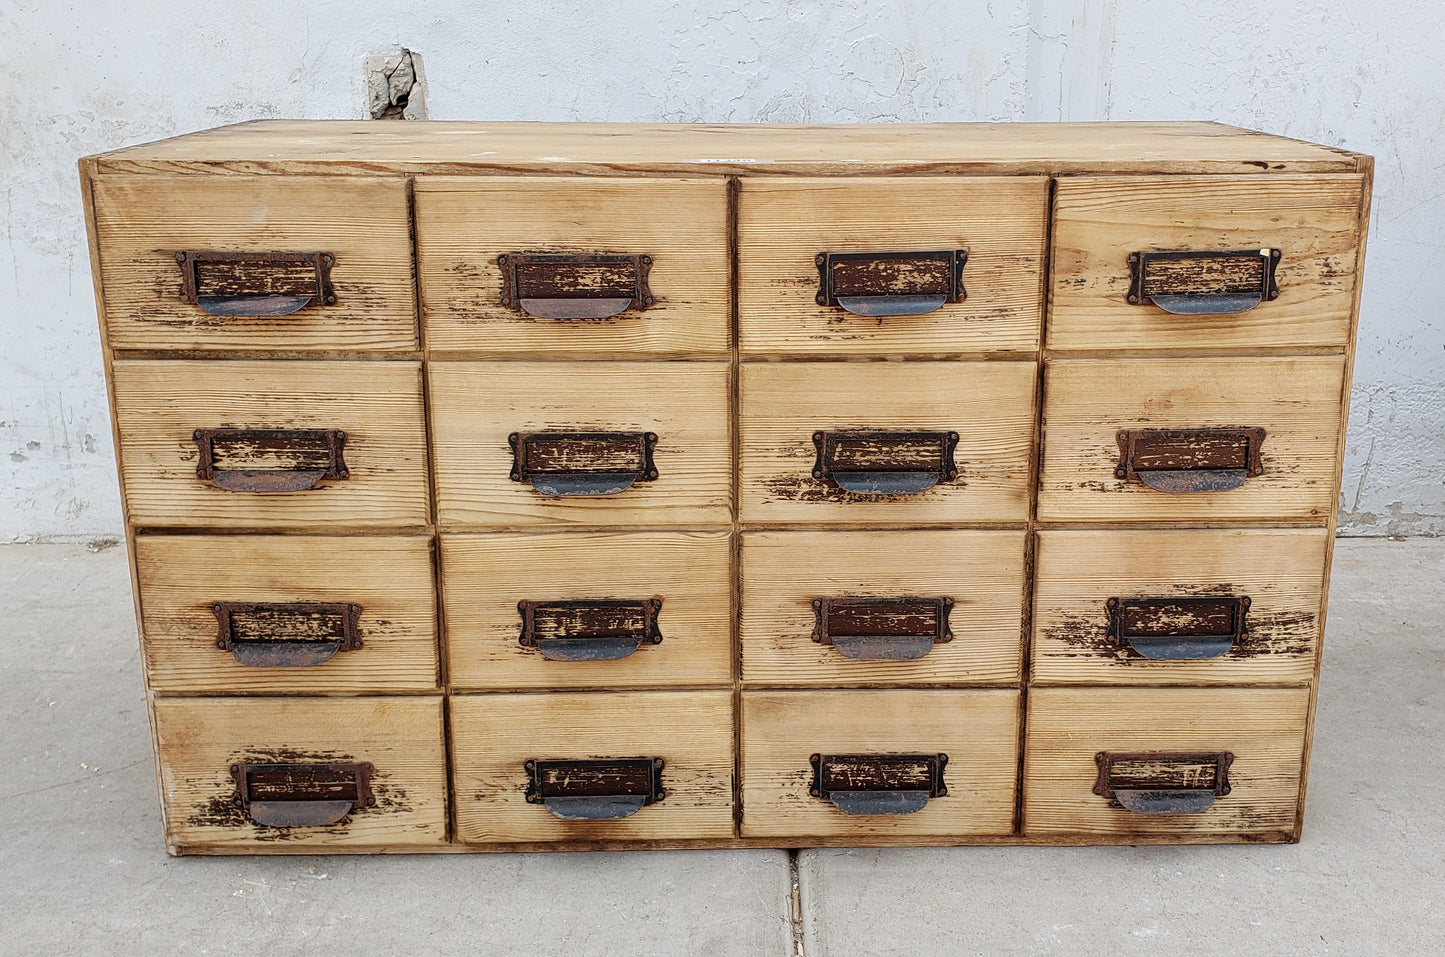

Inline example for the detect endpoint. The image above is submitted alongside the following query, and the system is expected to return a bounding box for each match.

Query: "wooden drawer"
[1037,356,1344,522]
[154,696,447,850]
[92,175,416,353]
[416,177,729,357]
[740,690,1018,838]
[111,360,430,529]
[1049,174,1365,351]
[430,360,730,528]
[740,361,1035,524]
[134,534,437,693]
[1033,528,1326,686]
[740,530,1024,687]
[451,691,734,843]
[738,177,1047,356]
[1023,687,1309,839]
[442,531,732,690]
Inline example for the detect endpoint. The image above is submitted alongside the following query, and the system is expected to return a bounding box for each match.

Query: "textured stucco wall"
[1,0,1439,539]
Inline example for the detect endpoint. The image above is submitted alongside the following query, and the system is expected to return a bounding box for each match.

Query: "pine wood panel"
[415,177,728,356]
[1038,356,1345,522]
[1023,687,1309,838]
[135,534,437,693]
[442,531,732,690]
[738,177,1046,355]
[740,361,1035,524]
[154,696,447,849]
[1032,528,1327,686]
[1049,174,1365,352]
[451,691,735,843]
[430,361,731,527]
[92,175,417,352]
[740,530,1024,687]
[112,360,430,529]
[740,689,1018,838]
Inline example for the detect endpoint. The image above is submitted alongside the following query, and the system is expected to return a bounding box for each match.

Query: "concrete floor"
[1,539,1441,955]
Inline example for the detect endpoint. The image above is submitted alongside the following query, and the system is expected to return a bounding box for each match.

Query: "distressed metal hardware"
[176,251,336,316]
[1107,596,1250,660]
[193,428,349,493]
[815,249,968,316]
[809,753,948,816]
[1094,751,1234,815]
[524,757,666,820]
[1115,427,1266,493]
[230,761,375,827]
[498,253,655,319]
[517,598,663,661]
[812,430,959,495]
[1126,248,1281,315]
[811,597,954,661]
[212,601,363,667]
[508,430,659,497]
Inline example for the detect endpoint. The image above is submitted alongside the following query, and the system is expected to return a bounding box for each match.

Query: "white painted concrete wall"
[2,0,1439,540]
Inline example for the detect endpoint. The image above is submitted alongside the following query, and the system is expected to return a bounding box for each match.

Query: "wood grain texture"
[740,530,1024,687]
[135,534,437,693]
[442,531,732,690]
[451,691,735,843]
[430,361,731,527]
[1023,687,1309,837]
[740,361,1036,524]
[92,175,417,352]
[740,689,1018,838]
[738,177,1046,355]
[1037,356,1345,522]
[154,696,447,849]
[1032,528,1327,686]
[416,177,728,356]
[1049,174,1365,352]
[112,360,430,529]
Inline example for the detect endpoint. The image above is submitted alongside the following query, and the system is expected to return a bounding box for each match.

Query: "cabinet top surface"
[84,120,1366,176]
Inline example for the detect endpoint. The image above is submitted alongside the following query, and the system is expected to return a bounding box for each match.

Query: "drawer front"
[1038,356,1344,522]
[112,360,430,529]
[451,691,734,843]
[154,696,447,849]
[1033,528,1326,685]
[740,530,1024,687]
[1049,174,1365,351]
[740,361,1035,524]
[430,361,730,528]
[738,177,1047,356]
[740,690,1018,838]
[92,175,417,352]
[135,534,437,693]
[416,177,729,356]
[1023,687,1309,838]
[442,531,732,690]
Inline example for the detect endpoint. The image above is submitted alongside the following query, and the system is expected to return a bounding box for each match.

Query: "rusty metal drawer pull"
[524,757,665,820]
[810,753,947,816]
[811,597,954,661]
[517,597,663,661]
[231,761,375,827]
[509,430,658,497]
[1107,595,1249,660]
[212,601,363,667]
[813,430,959,495]
[194,428,349,493]
[1127,248,1281,315]
[498,253,655,320]
[1115,427,1265,493]
[177,251,336,317]
[815,250,967,317]
[1094,751,1234,815]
